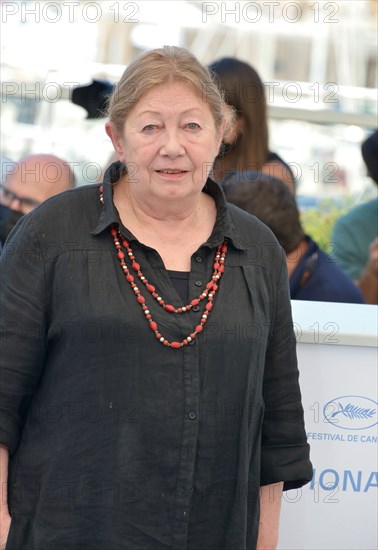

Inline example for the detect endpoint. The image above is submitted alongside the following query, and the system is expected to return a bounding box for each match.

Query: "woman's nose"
[159,128,185,157]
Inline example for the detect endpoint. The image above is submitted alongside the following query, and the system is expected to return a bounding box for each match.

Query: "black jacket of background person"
[0,162,312,550]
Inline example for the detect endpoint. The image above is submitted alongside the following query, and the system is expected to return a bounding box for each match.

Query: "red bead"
[118,251,125,260]
[214,262,220,270]
[122,240,129,247]
[110,228,117,237]
[219,265,224,273]
[183,339,188,345]
[146,284,155,293]
[165,304,175,313]
[221,244,228,253]
[132,262,140,271]
[163,340,169,346]
[170,342,181,349]
[126,274,134,282]
[177,308,182,313]
[195,325,203,333]
[146,314,152,320]
[206,282,213,290]
[205,303,213,311]
[191,299,199,306]
[156,333,161,339]
[137,295,145,304]
[150,321,158,331]
[190,333,196,339]
[213,284,218,291]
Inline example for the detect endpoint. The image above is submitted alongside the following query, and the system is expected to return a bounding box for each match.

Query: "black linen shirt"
[0,162,312,550]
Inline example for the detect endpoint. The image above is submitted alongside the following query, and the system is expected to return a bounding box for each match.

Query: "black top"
[0,162,312,550]
[167,271,190,304]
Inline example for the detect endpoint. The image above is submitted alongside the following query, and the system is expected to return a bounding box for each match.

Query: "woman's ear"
[105,122,126,163]
[221,104,239,145]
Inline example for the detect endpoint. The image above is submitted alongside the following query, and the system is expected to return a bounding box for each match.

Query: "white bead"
[144,310,150,315]
[187,337,192,342]
[209,293,213,297]
[160,337,165,342]
[202,293,207,297]
[202,314,208,319]
[140,276,145,280]
[133,287,139,292]
[128,252,133,256]
[182,307,186,312]
[157,297,162,301]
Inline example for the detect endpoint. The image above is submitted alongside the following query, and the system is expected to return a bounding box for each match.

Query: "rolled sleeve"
[260,251,312,490]
[0,216,47,454]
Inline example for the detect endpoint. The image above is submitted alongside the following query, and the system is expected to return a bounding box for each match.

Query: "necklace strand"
[100,185,228,348]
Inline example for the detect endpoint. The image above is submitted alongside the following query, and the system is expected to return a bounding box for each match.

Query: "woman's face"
[106,81,224,205]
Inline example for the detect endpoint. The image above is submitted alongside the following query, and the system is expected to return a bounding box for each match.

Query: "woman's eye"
[143,124,157,132]
[186,122,200,130]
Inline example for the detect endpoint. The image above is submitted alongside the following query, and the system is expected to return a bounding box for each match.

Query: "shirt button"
[195,280,202,287]
[188,410,197,420]
[192,305,200,312]
[195,256,202,263]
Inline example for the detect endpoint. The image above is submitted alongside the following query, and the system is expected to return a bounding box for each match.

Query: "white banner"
[278,308,378,550]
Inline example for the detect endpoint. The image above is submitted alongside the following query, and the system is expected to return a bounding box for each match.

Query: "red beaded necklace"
[100,185,228,349]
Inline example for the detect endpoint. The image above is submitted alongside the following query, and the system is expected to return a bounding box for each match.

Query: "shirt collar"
[92,161,245,250]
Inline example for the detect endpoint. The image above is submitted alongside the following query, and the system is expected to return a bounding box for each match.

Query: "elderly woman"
[0,47,311,550]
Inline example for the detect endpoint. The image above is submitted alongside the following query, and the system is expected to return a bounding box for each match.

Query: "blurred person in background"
[0,154,75,248]
[332,130,378,304]
[223,174,365,304]
[209,58,296,193]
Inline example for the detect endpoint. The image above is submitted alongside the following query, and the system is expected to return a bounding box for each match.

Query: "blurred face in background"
[0,154,74,244]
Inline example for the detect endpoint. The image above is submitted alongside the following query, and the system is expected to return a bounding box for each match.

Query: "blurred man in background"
[0,154,75,248]
[223,174,365,304]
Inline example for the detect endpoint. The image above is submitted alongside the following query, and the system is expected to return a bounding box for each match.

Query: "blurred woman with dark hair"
[209,58,296,193]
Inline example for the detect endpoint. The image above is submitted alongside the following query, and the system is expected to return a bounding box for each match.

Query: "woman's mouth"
[157,169,187,174]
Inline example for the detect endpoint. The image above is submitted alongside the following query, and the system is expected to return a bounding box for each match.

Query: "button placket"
[171,338,200,547]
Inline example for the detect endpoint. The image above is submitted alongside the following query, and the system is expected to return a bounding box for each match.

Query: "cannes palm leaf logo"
[324,396,378,430]
[331,402,376,420]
